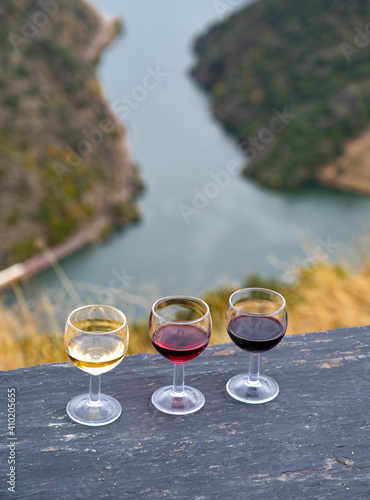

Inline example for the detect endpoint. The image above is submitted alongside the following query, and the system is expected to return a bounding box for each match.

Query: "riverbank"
[191,0,370,194]
[319,129,370,195]
[0,1,142,288]
[82,0,122,64]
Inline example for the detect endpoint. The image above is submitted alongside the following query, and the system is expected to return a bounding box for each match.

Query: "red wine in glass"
[152,324,211,364]
[227,315,285,354]
[225,288,287,404]
[149,295,212,415]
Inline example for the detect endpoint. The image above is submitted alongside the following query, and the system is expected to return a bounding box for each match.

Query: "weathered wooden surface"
[1,326,370,499]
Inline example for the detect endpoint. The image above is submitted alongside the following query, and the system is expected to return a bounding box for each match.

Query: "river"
[30,0,370,319]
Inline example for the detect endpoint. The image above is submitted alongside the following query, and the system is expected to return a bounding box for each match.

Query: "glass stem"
[248,353,260,386]
[173,363,185,395]
[89,374,102,406]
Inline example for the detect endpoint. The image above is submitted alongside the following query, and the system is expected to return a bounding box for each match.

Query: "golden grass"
[1,261,370,371]
[0,286,67,371]
[205,261,370,338]
[283,262,370,334]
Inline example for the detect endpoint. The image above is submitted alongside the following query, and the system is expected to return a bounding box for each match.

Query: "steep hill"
[192,0,370,193]
[0,0,141,269]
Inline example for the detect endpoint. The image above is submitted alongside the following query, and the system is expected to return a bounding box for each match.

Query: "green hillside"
[192,0,370,190]
[0,0,141,269]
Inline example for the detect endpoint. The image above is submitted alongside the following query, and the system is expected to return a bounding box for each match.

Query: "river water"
[32,0,370,319]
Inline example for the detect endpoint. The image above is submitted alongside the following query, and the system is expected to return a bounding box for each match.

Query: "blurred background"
[1,0,370,369]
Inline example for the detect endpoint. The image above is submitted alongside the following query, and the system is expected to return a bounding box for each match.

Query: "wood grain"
[1,326,370,499]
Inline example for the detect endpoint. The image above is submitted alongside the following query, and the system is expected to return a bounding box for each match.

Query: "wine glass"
[64,304,129,426]
[149,295,212,415]
[225,288,287,404]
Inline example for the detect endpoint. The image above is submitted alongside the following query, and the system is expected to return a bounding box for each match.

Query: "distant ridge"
[0,0,142,270]
[192,0,370,193]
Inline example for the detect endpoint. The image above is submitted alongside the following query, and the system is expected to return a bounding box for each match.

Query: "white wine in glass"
[65,305,129,426]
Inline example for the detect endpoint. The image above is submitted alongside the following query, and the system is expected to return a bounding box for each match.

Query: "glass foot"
[151,385,205,415]
[226,373,279,404]
[66,393,122,426]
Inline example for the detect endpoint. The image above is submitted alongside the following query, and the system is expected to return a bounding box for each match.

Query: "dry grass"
[282,262,370,334]
[0,286,67,371]
[204,261,370,340]
[1,261,370,371]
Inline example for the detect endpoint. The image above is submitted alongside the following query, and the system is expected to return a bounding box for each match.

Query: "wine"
[151,324,211,364]
[71,318,124,333]
[67,334,126,375]
[227,315,285,354]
